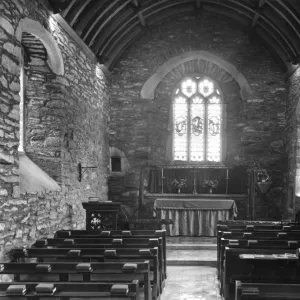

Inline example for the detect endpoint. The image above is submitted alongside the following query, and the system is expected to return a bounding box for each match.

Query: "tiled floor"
[162,236,222,300]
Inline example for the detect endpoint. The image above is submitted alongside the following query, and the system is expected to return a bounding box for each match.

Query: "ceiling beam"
[274,0,300,27]
[252,0,266,28]
[219,0,297,57]
[88,0,132,46]
[61,0,76,18]
[73,1,108,35]
[104,3,196,61]
[69,0,92,27]
[131,0,146,27]
[97,1,172,54]
[96,12,137,54]
[97,19,140,56]
[91,0,170,50]
[267,0,300,40]
[83,0,121,41]
[132,0,138,6]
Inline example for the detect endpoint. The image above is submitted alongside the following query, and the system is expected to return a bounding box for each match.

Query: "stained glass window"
[173,76,223,162]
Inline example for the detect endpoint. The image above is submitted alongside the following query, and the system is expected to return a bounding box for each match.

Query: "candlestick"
[225,168,229,194]
[161,168,164,194]
[193,177,197,194]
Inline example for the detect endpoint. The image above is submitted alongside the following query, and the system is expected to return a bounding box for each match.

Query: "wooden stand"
[82,201,121,230]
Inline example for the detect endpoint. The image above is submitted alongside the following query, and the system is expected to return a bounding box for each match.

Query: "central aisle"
[161,236,222,300]
[161,266,222,300]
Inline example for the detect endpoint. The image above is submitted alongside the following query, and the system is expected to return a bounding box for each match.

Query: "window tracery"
[173,76,223,163]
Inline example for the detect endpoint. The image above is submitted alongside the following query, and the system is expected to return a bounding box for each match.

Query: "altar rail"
[147,166,248,194]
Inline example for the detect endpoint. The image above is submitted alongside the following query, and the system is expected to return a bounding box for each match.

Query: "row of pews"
[0,229,167,300]
[217,221,300,300]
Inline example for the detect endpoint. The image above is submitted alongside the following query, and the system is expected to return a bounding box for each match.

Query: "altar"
[153,198,237,236]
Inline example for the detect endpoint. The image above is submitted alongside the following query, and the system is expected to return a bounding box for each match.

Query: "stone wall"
[286,67,300,218]
[0,0,109,260]
[109,12,287,219]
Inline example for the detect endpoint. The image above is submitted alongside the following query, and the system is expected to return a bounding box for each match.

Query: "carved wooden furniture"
[82,201,121,230]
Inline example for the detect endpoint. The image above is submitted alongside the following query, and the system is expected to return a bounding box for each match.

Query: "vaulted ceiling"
[48,0,300,70]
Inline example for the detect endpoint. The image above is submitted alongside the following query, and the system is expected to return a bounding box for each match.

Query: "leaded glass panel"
[190,96,205,161]
[207,96,221,162]
[181,78,196,98]
[198,79,214,97]
[173,96,188,161]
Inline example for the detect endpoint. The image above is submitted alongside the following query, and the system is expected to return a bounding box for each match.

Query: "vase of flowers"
[172,178,187,193]
[202,179,219,194]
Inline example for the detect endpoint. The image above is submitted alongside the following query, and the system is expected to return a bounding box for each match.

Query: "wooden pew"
[217,221,300,299]
[235,281,300,300]
[0,261,152,300]
[222,247,300,300]
[217,223,300,232]
[217,224,300,264]
[219,239,300,283]
[54,230,167,279]
[217,237,300,278]
[32,237,166,282]
[217,231,300,277]
[0,281,140,300]
[54,230,166,238]
[9,247,161,297]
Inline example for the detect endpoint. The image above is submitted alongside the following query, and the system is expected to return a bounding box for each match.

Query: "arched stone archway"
[141,50,251,101]
[16,17,64,75]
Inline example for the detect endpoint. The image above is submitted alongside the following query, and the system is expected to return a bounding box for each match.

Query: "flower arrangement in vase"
[202,179,219,194]
[172,178,187,193]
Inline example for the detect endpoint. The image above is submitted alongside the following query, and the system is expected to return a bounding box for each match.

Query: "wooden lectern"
[82,201,121,230]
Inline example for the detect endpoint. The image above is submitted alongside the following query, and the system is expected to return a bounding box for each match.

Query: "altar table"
[153,198,238,236]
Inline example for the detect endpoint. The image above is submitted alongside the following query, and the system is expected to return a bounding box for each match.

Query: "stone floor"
[161,236,222,300]
[161,266,222,300]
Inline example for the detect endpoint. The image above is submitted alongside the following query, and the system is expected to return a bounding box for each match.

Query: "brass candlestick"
[193,177,197,194]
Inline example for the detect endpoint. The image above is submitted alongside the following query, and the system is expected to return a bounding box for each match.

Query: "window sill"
[145,192,248,198]
[19,152,60,194]
[109,171,125,177]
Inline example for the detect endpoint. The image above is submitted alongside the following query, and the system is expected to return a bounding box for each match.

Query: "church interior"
[1,0,300,299]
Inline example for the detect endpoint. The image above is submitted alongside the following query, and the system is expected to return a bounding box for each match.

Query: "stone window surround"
[140,50,251,101]
[109,147,130,176]
[15,17,64,194]
[141,51,235,165]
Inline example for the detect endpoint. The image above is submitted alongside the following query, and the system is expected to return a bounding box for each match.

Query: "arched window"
[173,76,223,162]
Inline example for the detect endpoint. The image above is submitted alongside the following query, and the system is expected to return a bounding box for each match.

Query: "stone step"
[167,249,217,267]
[167,243,217,250]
